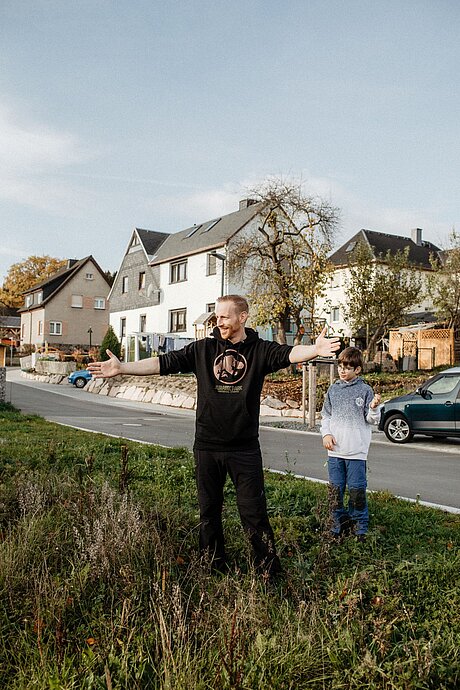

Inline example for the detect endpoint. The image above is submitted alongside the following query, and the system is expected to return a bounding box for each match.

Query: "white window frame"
[38,321,43,336]
[138,271,146,290]
[85,272,94,280]
[331,306,340,322]
[206,253,217,276]
[122,276,129,293]
[49,321,62,335]
[169,308,187,332]
[71,294,83,308]
[94,297,106,310]
[139,314,147,333]
[170,260,187,284]
[120,317,126,338]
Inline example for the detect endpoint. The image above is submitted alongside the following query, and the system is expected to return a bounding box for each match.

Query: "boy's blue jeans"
[327,457,368,535]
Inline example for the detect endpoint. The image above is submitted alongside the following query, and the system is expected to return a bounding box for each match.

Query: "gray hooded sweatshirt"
[320,377,381,460]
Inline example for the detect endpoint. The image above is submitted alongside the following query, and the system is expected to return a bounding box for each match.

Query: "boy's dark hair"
[338,346,363,370]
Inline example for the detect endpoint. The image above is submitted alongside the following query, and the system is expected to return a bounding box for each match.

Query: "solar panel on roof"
[185,224,202,238]
[201,218,221,233]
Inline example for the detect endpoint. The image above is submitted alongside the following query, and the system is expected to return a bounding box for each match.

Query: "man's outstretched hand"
[87,350,122,379]
[315,327,341,358]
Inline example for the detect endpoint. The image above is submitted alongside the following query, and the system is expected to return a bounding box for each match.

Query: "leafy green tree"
[0,255,66,308]
[228,178,339,344]
[99,325,121,361]
[428,229,460,328]
[342,242,423,360]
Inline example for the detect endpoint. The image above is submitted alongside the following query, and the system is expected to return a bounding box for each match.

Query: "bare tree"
[228,178,339,344]
[342,242,423,360]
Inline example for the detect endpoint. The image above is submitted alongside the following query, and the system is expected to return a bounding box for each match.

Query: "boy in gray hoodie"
[320,347,381,541]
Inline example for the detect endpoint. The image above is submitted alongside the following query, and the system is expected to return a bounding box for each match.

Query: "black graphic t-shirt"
[159,327,292,450]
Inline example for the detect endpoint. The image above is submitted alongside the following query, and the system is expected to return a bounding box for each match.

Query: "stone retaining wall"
[20,371,305,418]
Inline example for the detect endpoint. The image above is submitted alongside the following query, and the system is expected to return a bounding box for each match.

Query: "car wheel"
[384,414,413,444]
[74,377,87,388]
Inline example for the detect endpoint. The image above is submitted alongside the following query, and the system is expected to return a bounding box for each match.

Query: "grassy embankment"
[0,403,458,689]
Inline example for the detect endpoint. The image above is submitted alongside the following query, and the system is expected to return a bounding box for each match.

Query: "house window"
[170,260,187,283]
[94,297,106,309]
[38,321,43,336]
[169,308,187,332]
[331,273,341,289]
[206,253,217,276]
[25,295,33,307]
[139,314,146,332]
[49,321,62,335]
[138,272,146,290]
[37,292,43,304]
[331,307,340,322]
[206,302,215,313]
[21,323,25,338]
[85,273,94,280]
[71,294,83,308]
[120,318,126,338]
[122,276,129,293]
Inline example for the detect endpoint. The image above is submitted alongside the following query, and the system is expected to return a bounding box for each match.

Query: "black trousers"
[194,447,281,574]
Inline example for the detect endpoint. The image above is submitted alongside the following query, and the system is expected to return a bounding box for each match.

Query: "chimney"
[239,198,257,211]
[411,228,423,246]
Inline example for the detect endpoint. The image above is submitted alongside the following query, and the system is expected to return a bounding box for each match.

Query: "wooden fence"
[389,328,455,369]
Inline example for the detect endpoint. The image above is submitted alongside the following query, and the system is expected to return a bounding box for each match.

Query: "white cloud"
[0,101,94,214]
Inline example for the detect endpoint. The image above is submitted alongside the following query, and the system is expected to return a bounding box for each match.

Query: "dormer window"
[25,295,33,307]
[37,291,43,304]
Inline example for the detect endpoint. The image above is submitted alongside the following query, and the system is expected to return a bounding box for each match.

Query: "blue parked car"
[68,369,92,389]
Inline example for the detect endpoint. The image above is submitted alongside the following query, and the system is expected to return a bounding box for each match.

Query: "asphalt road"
[5,369,460,512]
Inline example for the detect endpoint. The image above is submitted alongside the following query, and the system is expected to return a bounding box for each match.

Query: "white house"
[316,227,441,343]
[109,200,264,359]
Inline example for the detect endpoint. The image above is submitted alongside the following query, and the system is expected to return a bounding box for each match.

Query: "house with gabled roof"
[107,227,170,358]
[148,199,263,338]
[315,227,442,342]
[109,200,264,357]
[19,256,111,351]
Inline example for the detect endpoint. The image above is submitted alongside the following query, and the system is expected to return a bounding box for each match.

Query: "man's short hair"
[216,295,249,314]
[338,346,363,370]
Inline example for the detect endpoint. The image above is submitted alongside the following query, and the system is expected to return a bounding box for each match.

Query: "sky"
[1,0,459,283]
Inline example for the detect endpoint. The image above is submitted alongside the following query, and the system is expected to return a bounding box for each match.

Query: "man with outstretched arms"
[88,294,340,577]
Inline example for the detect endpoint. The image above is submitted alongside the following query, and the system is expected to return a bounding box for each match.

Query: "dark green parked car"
[379,367,460,443]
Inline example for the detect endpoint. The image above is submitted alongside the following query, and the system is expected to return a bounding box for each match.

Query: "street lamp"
[210,251,226,297]
[87,327,93,351]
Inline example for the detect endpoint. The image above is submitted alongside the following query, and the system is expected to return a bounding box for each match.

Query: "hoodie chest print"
[213,349,248,386]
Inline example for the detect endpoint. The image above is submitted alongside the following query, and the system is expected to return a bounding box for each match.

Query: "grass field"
[0,403,458,689]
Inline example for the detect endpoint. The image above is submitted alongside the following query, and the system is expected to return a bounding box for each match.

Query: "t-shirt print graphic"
[213,350,248,385]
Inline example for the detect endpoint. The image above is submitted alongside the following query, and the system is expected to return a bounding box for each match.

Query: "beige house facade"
[19,257,111,351]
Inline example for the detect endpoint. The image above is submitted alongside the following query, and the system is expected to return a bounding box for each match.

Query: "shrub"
[99,325,121,361]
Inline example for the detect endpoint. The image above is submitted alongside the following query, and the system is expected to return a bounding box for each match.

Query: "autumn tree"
[0,255,66,308]
[342,242,423,360]
[428,229,460,328]
[227,179,339,344]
